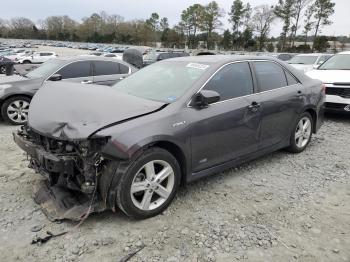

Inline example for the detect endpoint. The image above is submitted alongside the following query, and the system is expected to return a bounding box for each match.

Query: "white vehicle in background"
[306,51,350,114]
[288,53,333,72]
[19,52,57,64]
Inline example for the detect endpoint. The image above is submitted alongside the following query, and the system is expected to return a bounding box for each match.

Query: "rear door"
[92,60,130,86]
[251,61,305,149]
[190,62,261,172]
[55,60,93,84]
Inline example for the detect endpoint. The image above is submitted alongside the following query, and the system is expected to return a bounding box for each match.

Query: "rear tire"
[0,65,6,74]
[287,112,313,153]
[1,96,31,125]
[22,60,31,64]
[111,147,181,219]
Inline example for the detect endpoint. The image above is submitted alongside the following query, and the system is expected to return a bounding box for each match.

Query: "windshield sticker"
[186,63,209,70]
[166,96,177,102]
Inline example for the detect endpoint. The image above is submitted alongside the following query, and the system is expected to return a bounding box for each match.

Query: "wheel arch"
[304,107,317,133]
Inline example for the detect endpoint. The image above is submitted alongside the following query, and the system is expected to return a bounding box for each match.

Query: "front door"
[190,62,261,172]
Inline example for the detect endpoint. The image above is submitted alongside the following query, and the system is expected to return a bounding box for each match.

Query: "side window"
[253,61,287,92]
[119,64,130,74]
[285,70,298,86]
[56,61,91,79]
[94,61,120,76]
[203,62,254,101]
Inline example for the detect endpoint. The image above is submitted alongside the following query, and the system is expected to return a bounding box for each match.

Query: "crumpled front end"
[13,126,111,221]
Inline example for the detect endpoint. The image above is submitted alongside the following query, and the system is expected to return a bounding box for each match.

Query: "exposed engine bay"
[13,126,111,221]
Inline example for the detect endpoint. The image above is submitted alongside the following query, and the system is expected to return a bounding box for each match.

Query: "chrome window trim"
[187,59,301,108]
[45,59,131,81]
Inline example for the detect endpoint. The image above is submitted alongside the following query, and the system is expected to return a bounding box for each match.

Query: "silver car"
[0,56,137,125]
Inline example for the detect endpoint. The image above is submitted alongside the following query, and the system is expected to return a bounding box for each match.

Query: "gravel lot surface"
[0,115,349,262]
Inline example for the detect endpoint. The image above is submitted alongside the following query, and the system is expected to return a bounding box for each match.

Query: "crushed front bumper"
[13,131,107,221]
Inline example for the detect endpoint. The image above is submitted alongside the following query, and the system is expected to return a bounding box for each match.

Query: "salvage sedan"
[14,56,325,220]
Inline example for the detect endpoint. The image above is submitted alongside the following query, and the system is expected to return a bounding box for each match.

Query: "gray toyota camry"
[14,55,325,220]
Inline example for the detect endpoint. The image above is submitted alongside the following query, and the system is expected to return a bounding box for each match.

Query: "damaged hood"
[28,82,166,140]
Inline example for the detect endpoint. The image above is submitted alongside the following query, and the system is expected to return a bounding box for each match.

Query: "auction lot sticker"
[186,63,210,70]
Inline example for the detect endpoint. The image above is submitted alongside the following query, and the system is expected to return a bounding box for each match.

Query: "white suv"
[20,52,57,64]
[306,51,350,113]
[288,53,332,72]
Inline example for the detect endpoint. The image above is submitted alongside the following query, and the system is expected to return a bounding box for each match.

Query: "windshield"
[318,54,350,70]
[113,61,209,103]
[26,59,63,78]
[289,55,318,65]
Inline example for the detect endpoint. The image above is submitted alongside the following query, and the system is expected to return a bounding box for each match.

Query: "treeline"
[0,0,339,52]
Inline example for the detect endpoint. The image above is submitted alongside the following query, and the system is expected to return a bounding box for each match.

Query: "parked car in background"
[0,56,13,74]
[13,56,324,220]
[0,56,137,124]
[271,53,295,61]
[143,51,189,66]
[306,51,350,114]
[288,53,332,72]
[19,52,58,64]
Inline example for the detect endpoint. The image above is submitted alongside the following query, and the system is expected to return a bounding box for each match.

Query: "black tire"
[111,147,181,219]
[1,96,31,125]
[286,112,313,153]
[0,65,6,74]
[22,60,31,64]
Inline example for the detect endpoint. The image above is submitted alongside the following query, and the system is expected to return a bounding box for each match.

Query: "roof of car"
[165,54,281,65]
[54,55,135,67]
[294,53,330,57]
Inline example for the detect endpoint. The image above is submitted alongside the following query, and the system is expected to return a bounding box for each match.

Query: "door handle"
[81,80,92,84]
[248,102,260,112]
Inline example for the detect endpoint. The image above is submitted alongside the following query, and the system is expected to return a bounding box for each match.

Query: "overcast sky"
[2,0,349,37]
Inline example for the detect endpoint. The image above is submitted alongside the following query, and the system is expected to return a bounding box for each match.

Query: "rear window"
[94,61,120,75]
[253,61,288,92]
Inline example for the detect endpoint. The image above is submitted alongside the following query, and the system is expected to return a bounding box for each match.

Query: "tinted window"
[285,70,298,85]
[119,64,129,74]
[204,62,254,101]
[57,61,91,79]
[254,61,287,92]
[94,61,120,75]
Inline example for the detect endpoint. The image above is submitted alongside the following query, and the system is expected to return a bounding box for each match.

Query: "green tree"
[290,0,310,47]
[312,0,335,51]
[221,29,232,50]
[313,35,330,52]
[303,3,315,44]
[201,1,223,49]
[274,0,295,51]
[229,0,251,50]
[252,5,275,51]
[180,4,205,48]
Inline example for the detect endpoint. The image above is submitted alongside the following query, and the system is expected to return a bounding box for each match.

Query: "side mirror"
[190,90,220,108]
[48,74,62,81]
[313,64,320,69]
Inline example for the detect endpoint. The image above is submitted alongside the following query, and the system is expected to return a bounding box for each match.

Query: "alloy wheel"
[295,117,312,148]
[130,160,175,211]
[0,66,5,74]
[7,100,30,124]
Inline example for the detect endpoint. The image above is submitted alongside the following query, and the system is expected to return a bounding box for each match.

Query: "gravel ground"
[0,114,349,262]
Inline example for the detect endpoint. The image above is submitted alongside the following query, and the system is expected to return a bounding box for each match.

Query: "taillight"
[321,84,326,94]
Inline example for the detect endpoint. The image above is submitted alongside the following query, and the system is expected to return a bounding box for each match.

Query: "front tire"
[22,60,31,64]
[114,147,181,219]
[287,112,313,153]
[1,96,31,125]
